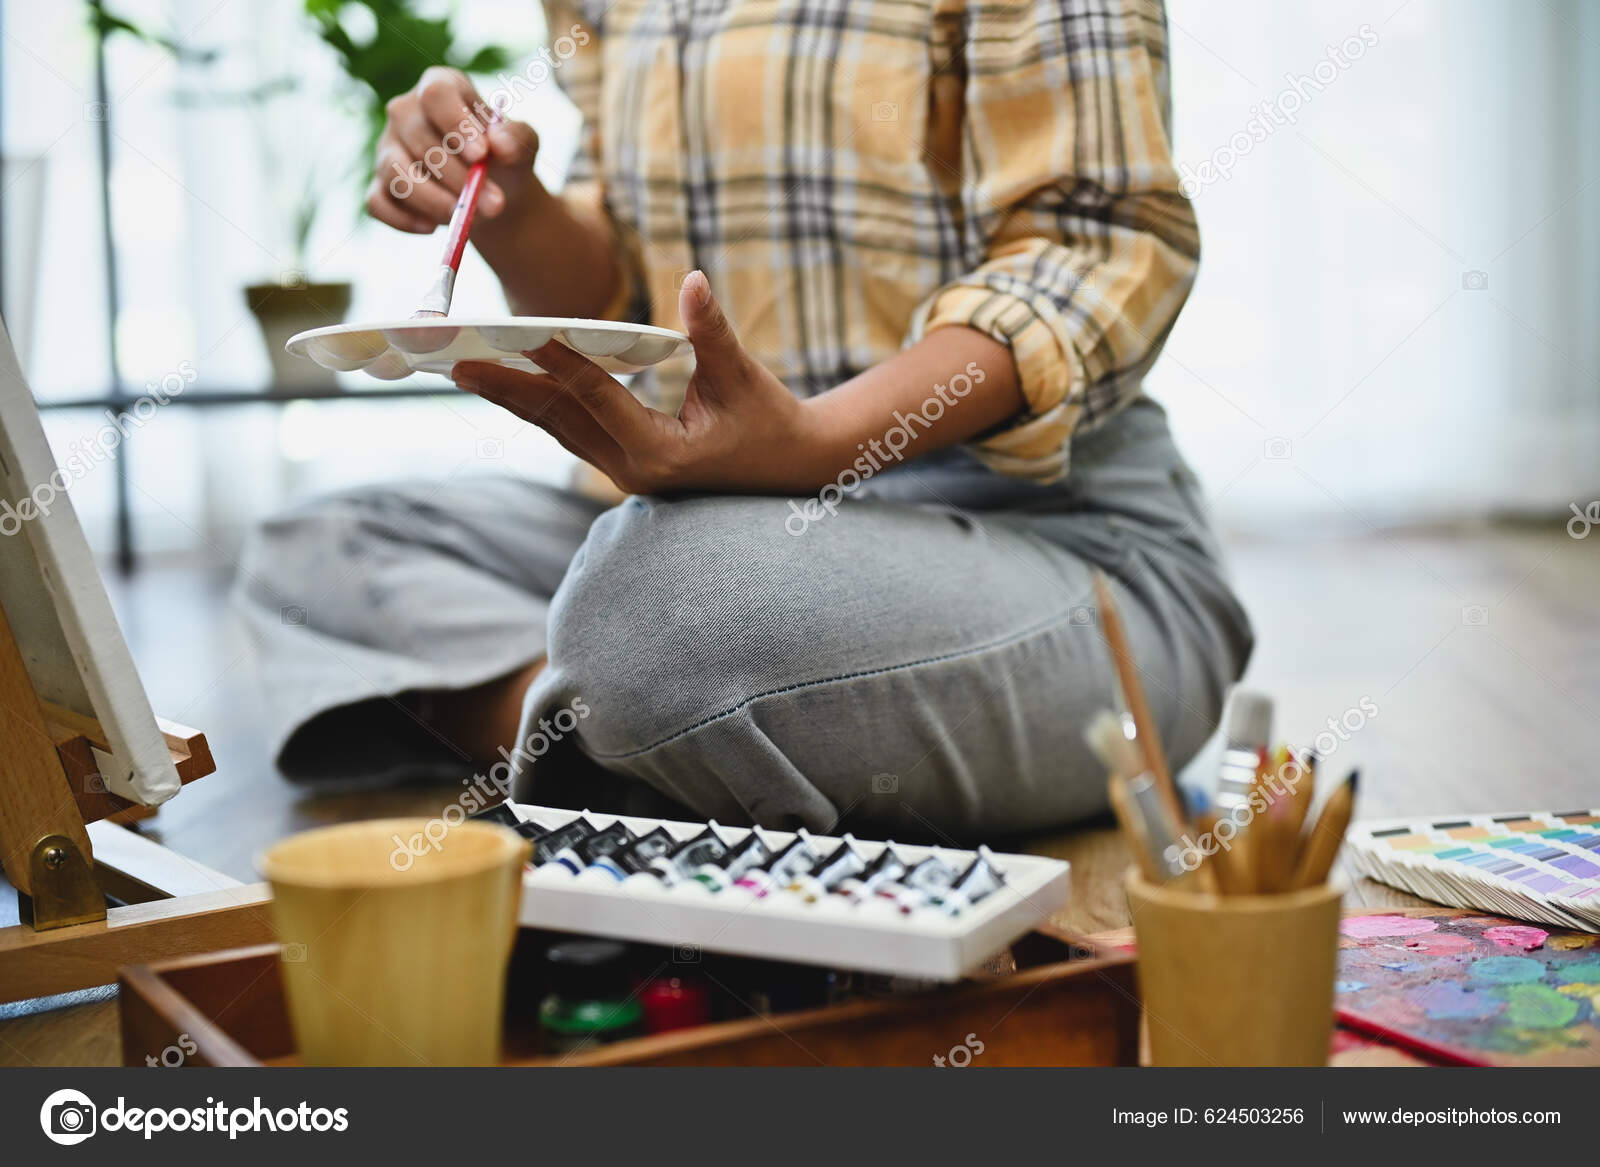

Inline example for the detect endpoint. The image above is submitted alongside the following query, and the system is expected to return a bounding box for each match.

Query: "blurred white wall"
[1157,0,1600,530]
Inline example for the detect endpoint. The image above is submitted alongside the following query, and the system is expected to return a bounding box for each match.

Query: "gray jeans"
[234,396,1251,839]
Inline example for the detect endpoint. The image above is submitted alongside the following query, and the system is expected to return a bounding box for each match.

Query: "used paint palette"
[1335,909,1600,1066]
[285,317,690,380]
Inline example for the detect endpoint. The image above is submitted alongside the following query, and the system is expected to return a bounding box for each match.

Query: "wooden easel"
[0,599,273,1007]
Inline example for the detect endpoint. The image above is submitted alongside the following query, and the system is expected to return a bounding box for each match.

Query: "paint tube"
[735,831,821,898]
[525,817,596,866]
[877,855,958,913]
[468,802,523,830]
[647,822,729,886]
[691,830,772,892]
[788,836,866,901]
[933,847,1005,916]
[512,816,560,841]
[592,826,678,881]
[835,844,908,901]
[552,821,634,875]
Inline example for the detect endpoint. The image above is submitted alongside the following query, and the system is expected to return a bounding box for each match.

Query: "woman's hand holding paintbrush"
[366,67,620,319]
[368,69,539,234]
[412,110,500,319]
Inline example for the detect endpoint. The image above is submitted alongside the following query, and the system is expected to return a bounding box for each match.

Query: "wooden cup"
[1125,869,1342,1066]
[259,818,529,1066]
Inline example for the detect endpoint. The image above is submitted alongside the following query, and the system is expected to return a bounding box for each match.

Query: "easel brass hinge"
[17,834,105,930]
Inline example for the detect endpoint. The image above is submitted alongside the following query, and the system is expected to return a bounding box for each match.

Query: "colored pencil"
[1291,769,1360,890]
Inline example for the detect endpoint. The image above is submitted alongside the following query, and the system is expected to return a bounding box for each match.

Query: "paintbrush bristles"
[1224,689,1273,748]
[1084,710,1143,779]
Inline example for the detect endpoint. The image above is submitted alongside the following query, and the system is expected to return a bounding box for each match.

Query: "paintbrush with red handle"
[413,113,500,318]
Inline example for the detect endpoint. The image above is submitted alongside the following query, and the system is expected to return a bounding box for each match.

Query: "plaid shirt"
[546,0,1198,480]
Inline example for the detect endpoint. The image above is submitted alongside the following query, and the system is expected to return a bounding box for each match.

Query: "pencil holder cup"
[259,818,529,1066]
[1125,869,1343,1066]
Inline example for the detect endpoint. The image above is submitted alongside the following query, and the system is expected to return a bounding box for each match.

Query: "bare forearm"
[796,326,1025,488]
[452,274,1030,500]
[470,181,621,318]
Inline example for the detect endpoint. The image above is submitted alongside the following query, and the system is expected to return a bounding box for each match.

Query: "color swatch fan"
[1346,810,1600,932]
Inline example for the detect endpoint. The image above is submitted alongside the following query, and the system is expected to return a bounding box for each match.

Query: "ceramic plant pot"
[245,281,353,391]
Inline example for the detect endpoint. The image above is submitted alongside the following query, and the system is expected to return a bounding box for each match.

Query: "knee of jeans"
[235,484,418,622]
[540,496,800,758]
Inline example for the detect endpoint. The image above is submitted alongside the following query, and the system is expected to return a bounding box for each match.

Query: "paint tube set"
[474,803,1074,980]
[505,808,1005,917]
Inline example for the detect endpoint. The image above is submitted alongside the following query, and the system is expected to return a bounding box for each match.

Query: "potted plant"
[91,1,513,389]
[241,155,355,391]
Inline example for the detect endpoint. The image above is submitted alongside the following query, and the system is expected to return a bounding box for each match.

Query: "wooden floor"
[2,520,1594,1066]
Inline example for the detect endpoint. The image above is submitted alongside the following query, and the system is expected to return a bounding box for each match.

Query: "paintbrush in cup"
[1084,709,1143,781]
[1091,571,1185,829]
[1107,773,1165,884]
[1087,711,1215,892]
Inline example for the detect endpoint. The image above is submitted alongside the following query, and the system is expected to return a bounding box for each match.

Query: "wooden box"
[119,926,1139,1067]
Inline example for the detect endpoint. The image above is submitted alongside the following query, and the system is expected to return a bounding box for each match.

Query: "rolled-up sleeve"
[908,0,1201,480]
[542,1,647,322]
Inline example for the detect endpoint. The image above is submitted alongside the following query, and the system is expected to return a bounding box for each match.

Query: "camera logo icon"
[1263,437,1293,460]
[40,1089,97,1145]
[1461,270,1489,291]
[1461,604,1489,626]
[872,101,898,121]
[674,943,701,963]
[280,605,307,626]
[476,436,505,460]
[1069,605,1096,626]
[870,772,899,795]
[281,941,309,962]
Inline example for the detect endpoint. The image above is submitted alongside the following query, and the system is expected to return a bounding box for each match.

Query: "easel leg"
[0,603,104,930]
[0,599,274,1002]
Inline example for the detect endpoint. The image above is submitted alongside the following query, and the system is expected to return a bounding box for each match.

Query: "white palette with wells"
[286,316,689,380]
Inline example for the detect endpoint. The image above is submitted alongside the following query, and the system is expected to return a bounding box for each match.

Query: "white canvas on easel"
[0,312,178,807]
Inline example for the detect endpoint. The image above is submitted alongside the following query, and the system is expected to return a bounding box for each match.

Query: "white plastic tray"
[509,804,1072,981]
[285,316,690,380]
